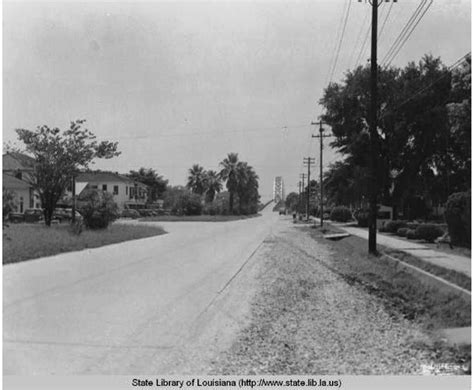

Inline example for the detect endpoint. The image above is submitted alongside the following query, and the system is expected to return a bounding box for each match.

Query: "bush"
[406,229,418,240]
[396,227,410,237]
[385,220,408,233]
[78,190,118,229]
[406,222,420,230]
[354,209,369,227]
[415,223,445,243]
[330,206,353,222]
[445,191,471,247]
[163,187,203,216]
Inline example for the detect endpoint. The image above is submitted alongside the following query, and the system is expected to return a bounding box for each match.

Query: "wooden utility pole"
[312,120,332,227]
[71,174,76,224]
[299,173,306,214]
[368,0,380,254]
[303,158,315,220]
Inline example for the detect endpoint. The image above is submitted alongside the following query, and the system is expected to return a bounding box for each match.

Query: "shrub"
[354,209,369,227]
[385,220,408,233]
[396,227,410,237]
[415,223,445,243]
[445,191,471,247]
[330,206,353,222]
[78,189,119,229]
[163,187,203,216]
[406,229,418,240]
[406,222,420,230]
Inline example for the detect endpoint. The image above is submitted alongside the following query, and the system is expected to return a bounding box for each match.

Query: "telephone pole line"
[312,120,332,228]
[303,157,315,220]
[299,173,306,214]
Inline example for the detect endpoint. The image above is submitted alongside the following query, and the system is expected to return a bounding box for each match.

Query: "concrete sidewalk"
[312,218,471,277]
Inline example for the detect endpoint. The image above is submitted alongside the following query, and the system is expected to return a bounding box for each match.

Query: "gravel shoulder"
[210,218,469,375]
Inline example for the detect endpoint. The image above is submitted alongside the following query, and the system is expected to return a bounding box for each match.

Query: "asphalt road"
[4,203,278,374]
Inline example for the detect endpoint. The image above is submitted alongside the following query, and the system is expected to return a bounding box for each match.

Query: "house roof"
[3,173,32,189]
[3,152,35,171]
[76,171,147,188]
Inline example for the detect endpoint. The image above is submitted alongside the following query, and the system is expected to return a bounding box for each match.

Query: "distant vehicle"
[24,208,44,223]
[8,212,25,223]
[121,209,140,219]
[279,207,286,215]
[53,208,83,223]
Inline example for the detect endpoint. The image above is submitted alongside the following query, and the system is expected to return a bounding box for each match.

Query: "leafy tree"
[3,188,17,220]
[128,167,168,203]
[203,170,222,203]
[320,55,459,219]
[285,192,299,212]
[15,119,120,226]
[186,164,206,195]
[162,186,202,216]
[219,153,240,213]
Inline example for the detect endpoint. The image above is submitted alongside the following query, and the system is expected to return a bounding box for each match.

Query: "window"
[91,185,98,190]
[102,184,107,192]
[20,197,24,213]
[126,186,128,195]
[113,185,119,195]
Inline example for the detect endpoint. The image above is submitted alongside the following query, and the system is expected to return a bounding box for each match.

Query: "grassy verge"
[384,249,471,291]
[306,226,471,330]
[3,223,166,265]
[138,214,261,222]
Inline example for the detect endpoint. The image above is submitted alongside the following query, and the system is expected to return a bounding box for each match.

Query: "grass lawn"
[138,214,261,222]
[3,222,166,265]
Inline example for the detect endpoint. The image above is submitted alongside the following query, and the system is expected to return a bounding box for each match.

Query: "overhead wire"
[323,0,349,87]
[349,4,370,69]
[383,0,433,68]
[328,0,353,83]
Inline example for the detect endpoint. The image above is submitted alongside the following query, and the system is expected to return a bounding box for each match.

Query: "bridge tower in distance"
[273,176,285,203]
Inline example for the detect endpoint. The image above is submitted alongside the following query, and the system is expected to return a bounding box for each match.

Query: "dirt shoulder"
[210,219,470,375]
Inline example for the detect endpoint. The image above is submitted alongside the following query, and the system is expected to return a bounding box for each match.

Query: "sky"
[3,0,471,201]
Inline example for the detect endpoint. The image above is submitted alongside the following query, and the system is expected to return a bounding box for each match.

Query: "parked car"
[53,208,83,222]
[8,212,25,223]
[279,207,286,215]
[24,208,44,223]
[121,209,140,219]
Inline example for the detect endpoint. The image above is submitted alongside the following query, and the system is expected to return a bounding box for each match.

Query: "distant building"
[3,152,41,211]
[74,171,148,210]
[273,176,285,203]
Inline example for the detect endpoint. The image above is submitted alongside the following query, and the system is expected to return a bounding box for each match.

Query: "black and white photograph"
[2,0,471,388]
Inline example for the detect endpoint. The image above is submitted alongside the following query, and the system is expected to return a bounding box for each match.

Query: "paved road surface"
[4,204,278,374]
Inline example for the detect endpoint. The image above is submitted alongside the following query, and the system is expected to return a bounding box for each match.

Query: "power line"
[349,5,370,69]
[324,0,351,86]
[329,0,352,83]
[383,0,433,68]
[378,1,394,40]
[381,0,433,68]
[381,0,427,66]
[354,23,371,68]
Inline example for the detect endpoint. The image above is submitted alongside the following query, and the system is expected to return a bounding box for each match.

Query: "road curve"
[3,203,278,374]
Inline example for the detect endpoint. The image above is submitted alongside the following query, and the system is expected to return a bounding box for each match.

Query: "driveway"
[4,204,278,374]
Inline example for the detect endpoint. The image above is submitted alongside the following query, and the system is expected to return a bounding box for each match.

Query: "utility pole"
[299,173,306,216]
[71,174,76,224]
[303,158,315,220]
[358,0,398,253]
[312,120,332,228]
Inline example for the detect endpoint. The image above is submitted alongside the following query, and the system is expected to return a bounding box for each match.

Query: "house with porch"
[75,171,148,210]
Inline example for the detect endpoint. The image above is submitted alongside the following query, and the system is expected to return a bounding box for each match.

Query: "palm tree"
[219,153,239,213]
[186,164,206,195]
[236,162,260,214]
[204,170,222,203]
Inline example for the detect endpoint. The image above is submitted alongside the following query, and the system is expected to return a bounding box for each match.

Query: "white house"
[75,171,148,210]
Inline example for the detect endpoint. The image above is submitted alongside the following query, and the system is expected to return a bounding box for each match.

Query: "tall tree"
[186,164,206,195]
[203,170,222,203]
[128,167,168,203]
[235,162,260,214]
[219,153,240,213]
[15,119,120,225]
